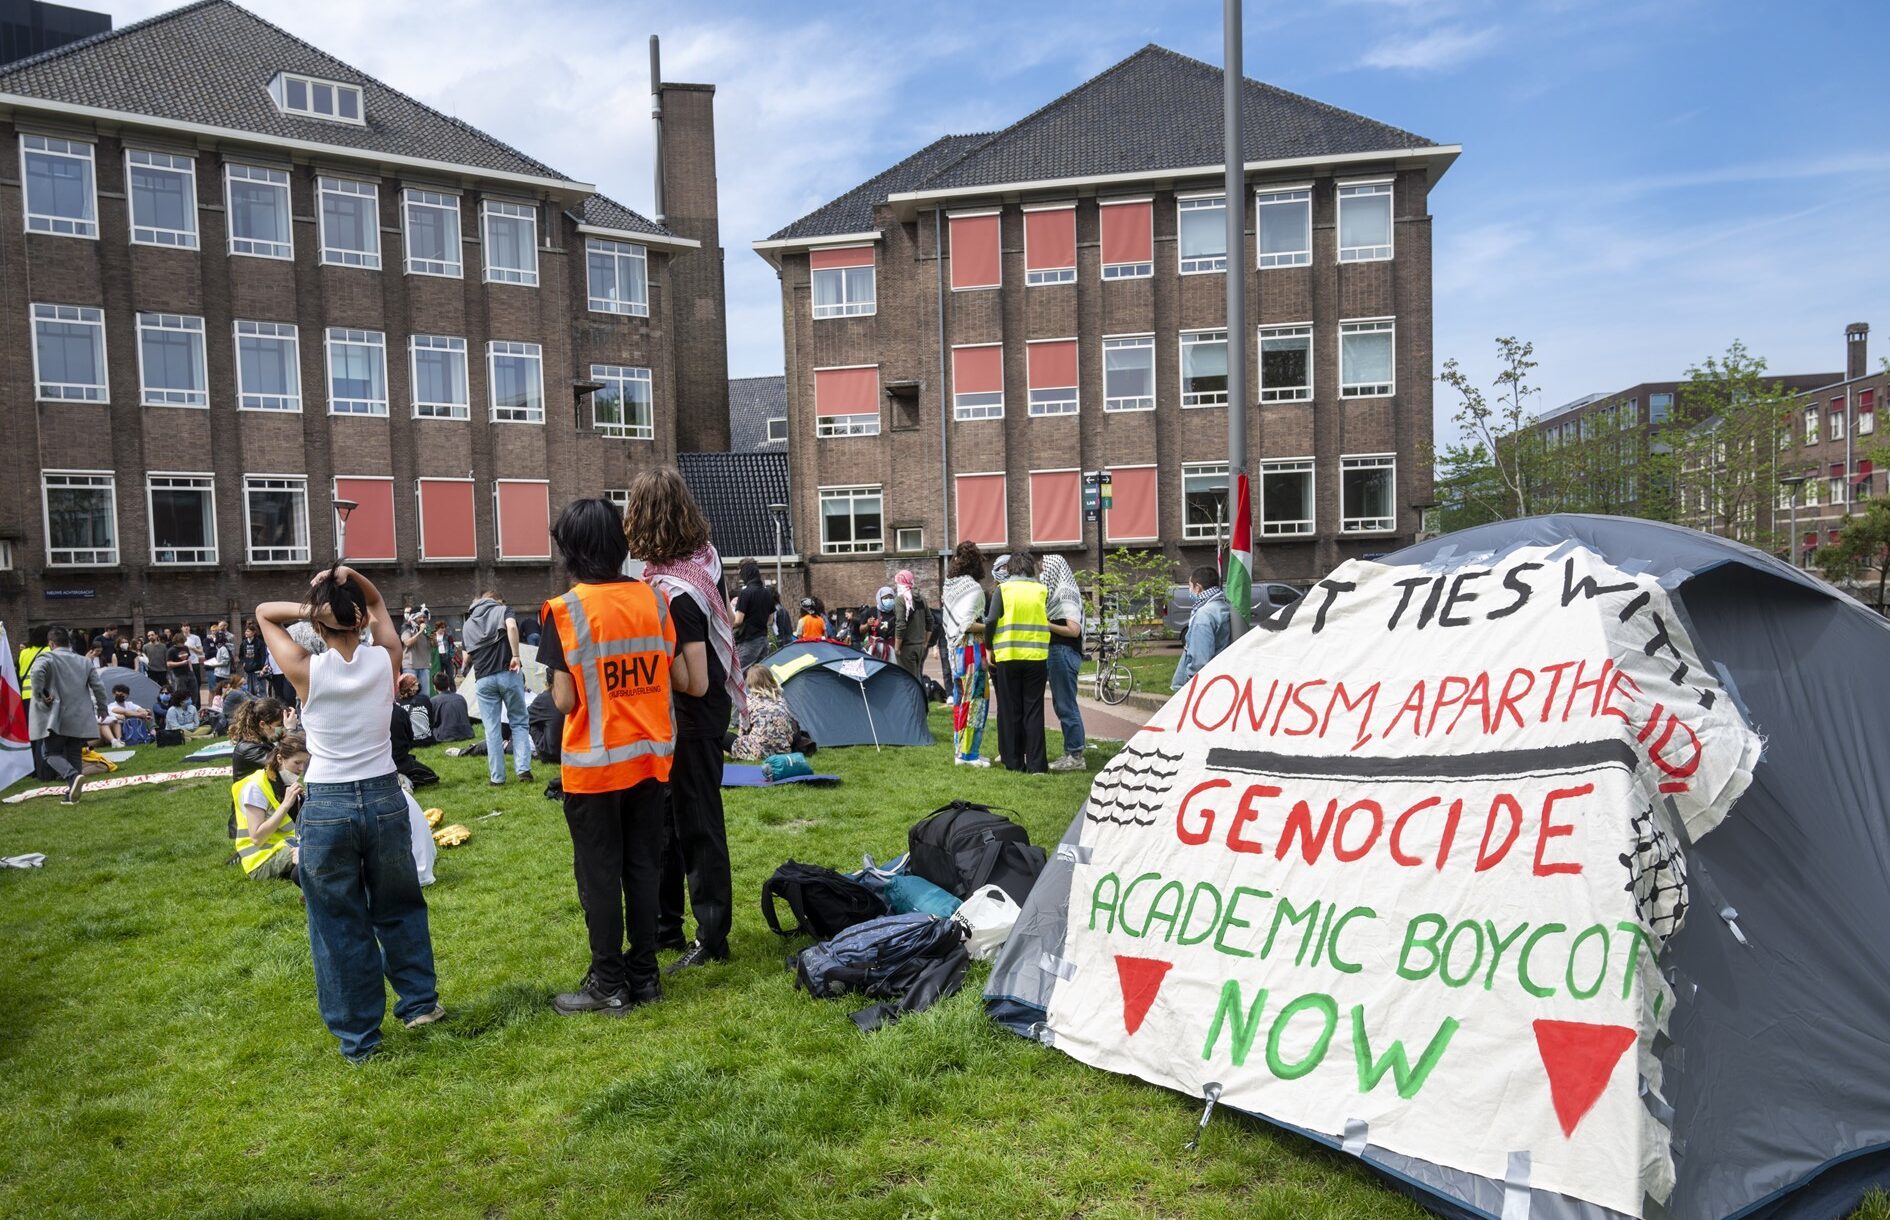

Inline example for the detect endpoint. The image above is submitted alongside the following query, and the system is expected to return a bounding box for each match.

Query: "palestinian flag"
[1224,469,1253,629]
[0,626,32,795]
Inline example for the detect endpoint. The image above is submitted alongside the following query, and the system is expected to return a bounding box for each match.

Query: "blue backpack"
[794,912,963,999]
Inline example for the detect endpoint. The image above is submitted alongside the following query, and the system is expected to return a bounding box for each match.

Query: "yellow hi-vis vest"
[18,646,44,698]
[992,579,1051,662]
[230,771,295,875]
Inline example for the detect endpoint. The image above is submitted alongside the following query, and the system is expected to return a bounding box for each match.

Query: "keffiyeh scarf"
[643,545,746,719]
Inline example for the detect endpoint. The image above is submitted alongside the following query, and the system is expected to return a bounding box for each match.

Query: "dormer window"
[270,72,364,124]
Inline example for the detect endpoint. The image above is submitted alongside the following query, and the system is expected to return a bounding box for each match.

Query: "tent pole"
[860,683,882,752]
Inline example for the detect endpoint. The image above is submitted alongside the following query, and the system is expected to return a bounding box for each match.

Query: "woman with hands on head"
[255,564,443,1063]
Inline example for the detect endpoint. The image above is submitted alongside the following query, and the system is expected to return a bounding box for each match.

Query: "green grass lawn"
[6,718,1875,1218]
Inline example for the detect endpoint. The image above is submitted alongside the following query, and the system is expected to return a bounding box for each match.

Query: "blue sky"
[108,0,1890,432]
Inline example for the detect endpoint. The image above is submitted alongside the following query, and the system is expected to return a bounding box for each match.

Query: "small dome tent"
[764,640,932,749]
[986,516,1890,1220]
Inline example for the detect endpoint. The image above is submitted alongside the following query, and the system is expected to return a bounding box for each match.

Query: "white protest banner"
[1044,545,1761,1216]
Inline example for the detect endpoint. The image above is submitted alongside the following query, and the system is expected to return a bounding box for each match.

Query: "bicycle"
[1091,632,1134,706]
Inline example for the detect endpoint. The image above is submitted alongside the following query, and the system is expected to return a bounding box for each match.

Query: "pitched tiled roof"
[0,0,577,184]
[768,44,1442,241]
[677,451,793,558]
[571,194,668,238]
[728,375,787,453]
[767,132,988,242]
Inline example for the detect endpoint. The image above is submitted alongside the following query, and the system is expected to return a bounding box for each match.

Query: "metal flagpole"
[1223,0,1252,638]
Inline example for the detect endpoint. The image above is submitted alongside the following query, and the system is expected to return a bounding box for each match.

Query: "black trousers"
[41,733,86,781]
[563,778,667,993]
[658,735,732,953]
[993,660,1048,774]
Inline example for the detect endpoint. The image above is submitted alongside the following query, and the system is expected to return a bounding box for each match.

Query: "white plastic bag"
[954,883,1020,960]
[405,790,437,886]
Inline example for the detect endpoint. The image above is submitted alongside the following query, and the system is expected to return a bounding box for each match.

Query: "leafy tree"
[1655,341,1800,550]
[1812,497,1890,612]
[1077,548,1172,651]
[1437,338,1543,519]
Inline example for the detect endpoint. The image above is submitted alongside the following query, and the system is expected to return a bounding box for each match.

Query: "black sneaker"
[61,773,83,805]
[552,974,634,1017]
[624,979,664,1008]
[543,780,563,801]
[663,941,731,975]
[518,771,534,784]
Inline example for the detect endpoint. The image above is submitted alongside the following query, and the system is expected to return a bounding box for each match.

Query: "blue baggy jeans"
[1046,643,1086,755]
[299,772,438,1061]
[475,670,533,783]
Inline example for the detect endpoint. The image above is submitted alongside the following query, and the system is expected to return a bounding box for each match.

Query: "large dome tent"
[986,515,1890,1220]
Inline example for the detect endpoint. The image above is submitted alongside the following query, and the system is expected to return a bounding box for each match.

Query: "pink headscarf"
[894,569,916,614]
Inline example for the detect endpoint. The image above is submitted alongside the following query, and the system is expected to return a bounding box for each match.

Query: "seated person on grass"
[104,684,155,746]
[396,673,435,746]
[231,731,308,885]
[166,694,216,740]
[428,670,474,742]
[726,664,797,761]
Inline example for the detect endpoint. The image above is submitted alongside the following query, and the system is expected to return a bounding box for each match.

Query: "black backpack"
[907,801,1048,904]
[794,912,964,1000]
[761,861,885,940]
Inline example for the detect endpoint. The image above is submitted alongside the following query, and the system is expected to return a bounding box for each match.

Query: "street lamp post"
[767,502,788,599]
[1779,474,1807,567]
[333,498,358,563]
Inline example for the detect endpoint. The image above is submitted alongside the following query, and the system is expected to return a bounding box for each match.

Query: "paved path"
[919,651,1156,746]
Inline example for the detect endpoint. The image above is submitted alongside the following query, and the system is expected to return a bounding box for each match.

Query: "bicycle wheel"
[1099,661,1134,706]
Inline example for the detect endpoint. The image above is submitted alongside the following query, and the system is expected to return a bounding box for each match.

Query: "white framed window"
[126,149,197,248]
[817,416,880,438]
[1177,194,1227,274]
[1027,338,1079,417]
[1830,409,1847,442]
[1099,199,1154,280]
[20,135,97,238]
[234,321,301,411]
[1256,186,1311,268]
[42,471,117,565]
[317,176,380,268]
[953,344,1004,421]
[1183,461,1231,541]
[895,526,925,552]
[1260,459,1315,538]
[136,312,207,407]
[815,366,880,437]
[270,72,364,124]
[1023,203,1076,285]
[147,473,217,564]
[1649,392,1673,424]
[811,248,876,318]
[1804,407,1819,446]
[1103,335,1155,412]
[819,485,884,554]
[1339,318,1395,398]
[325,328,387,415]
[766,417,788,443]
[1180,330,1228,407]
[482,199,538,286]
[403,189,462,277]
[226,164,292,259]
[410,335,469,419]
[1337,180,1393,263]
[488,340,544,423]
[32,303,107,402]
[244,475,311,564]
[1341,454,1397,532]
[1260,324,1313,402]
[591,364,654,439]
[586,239,648,315]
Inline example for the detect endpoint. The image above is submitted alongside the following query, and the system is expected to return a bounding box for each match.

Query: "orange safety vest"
[541,580,677,793]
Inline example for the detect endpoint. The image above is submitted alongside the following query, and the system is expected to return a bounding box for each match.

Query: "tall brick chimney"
[652,42,731,453]
[1847,322,1869,382]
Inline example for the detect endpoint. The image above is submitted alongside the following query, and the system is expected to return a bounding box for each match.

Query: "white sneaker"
[954,755,991,768]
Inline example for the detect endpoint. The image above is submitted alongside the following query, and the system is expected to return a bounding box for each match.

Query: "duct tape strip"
[1501,1151,1532,1220]
[1618,557,1652,575]
[1342,1118,1369,1156]
[1718,905,1748,945]
[1183,1082,1224,1151]
[1039,953,1079,981]
[1054,842,1094,865]
[1640,1077,1676,1127]
[1710,660,1758,729]
[1544,539,1581,563]
[1027,1022,1057,1048]
[1656,567,1691,590]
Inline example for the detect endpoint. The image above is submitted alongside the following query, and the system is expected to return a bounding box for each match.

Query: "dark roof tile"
[677,451,793,559]
[572,194,668,238]
[728,375,787,453]
[767,132,987,242]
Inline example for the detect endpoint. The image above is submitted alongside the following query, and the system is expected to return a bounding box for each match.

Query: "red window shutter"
[1859,459,1874,476]
[334,477,396,561]
[1029,470,1081,544]
[1105,466,1159,541]
[495,480,550,560]
[814,367,879,416]
[417,480,477,561]
[1099,200,1152,266]
[949,214,1001,289]
[1805,532,1819,549]
[809,245,874,270]
[952,345,1004,394]
[1829,530,1842,545]
[1833,396,1845,412]
[1831,462,1845,478]
[1028,339,1078,388]
[1861,389,1875,410]
[955,473,1008,546]
[1024,207,1075,272]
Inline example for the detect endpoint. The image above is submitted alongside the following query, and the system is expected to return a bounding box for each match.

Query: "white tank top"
[301,642,397,784]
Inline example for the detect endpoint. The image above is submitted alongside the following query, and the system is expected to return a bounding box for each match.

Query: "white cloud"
[1361,25,1500,71]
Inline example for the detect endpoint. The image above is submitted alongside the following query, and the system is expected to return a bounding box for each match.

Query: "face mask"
[878,597,894,611]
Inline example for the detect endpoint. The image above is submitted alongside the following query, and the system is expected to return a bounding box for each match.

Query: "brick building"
[754,45,1458,606]
[0,0,726,639]
[1774,323,1886,563]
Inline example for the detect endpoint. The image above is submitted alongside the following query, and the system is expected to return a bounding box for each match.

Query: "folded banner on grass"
[3,766,230,804]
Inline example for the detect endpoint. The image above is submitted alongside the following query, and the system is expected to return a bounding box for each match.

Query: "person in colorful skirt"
[941,541,991,767]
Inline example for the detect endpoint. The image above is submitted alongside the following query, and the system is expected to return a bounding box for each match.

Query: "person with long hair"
[537,498,688,1014]
[626,468,740,974]
[725,664,796,761]
[231,731,310,885]
[256,564,442,1062]
[942,541,992,767]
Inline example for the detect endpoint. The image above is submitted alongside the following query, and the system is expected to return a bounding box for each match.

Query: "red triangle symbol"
[1115,955,1174,1035]
[1533,1019,1638,1137]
